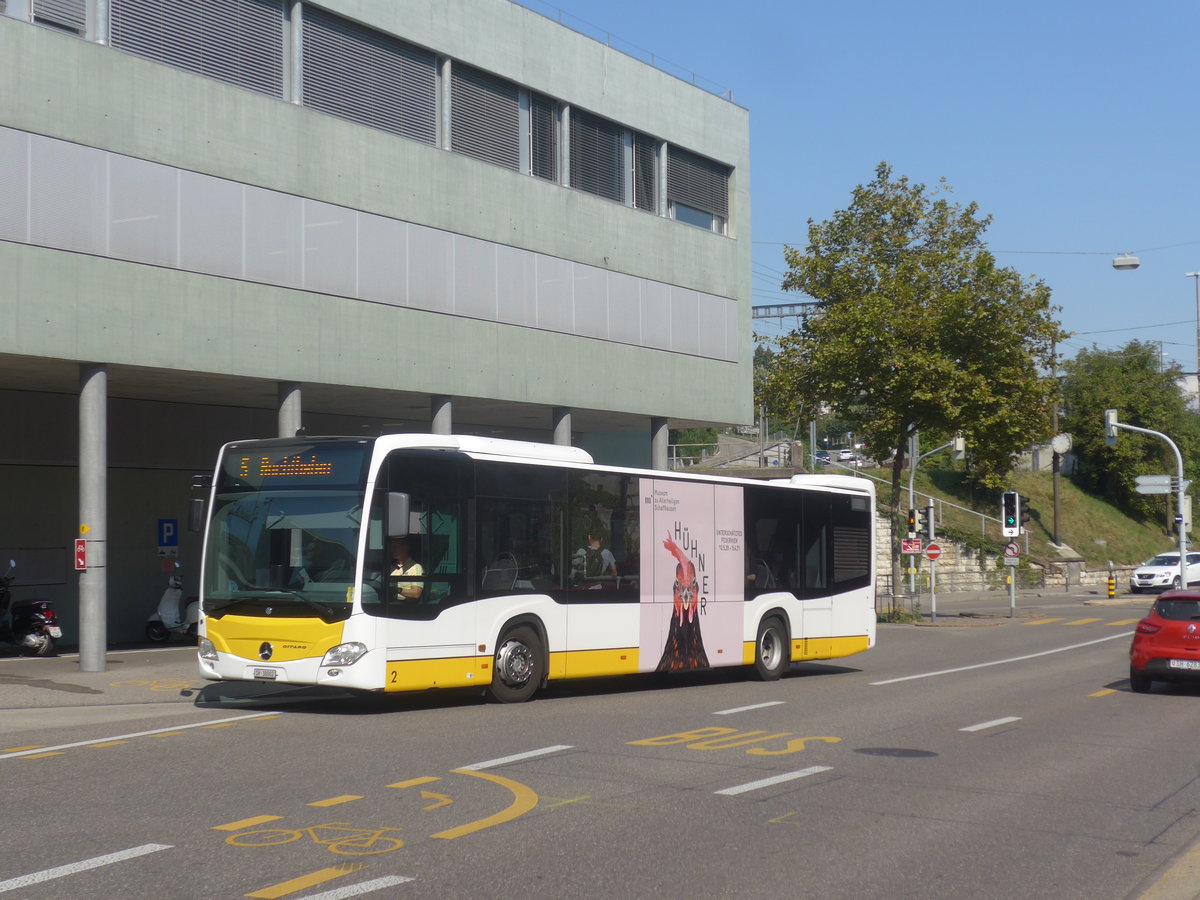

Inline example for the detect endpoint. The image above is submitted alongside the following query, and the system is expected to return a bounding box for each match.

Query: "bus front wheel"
[490,625,543,703]
[753,616,789,681]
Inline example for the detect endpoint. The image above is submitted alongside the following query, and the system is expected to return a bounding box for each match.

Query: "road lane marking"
[421,791,453,810]
[292,875,415,898]
[388,777,441,789]
[1065,618,1103,625]
[308,796,363,808]
[960,716,1022,732]
[215,816,285,831]
[1024,618,1066,625]
[0,712,280,759]
[1109,618,1141,626]
[20,752,64,759]
[870,632,1133,685]
[459,745,572,771]
[89,741,130,749]
[0,745,41,752]
[246,864,364,899]
[715,766,833,796]
[714,701,786,715]
[1090,688,1117,697]
[431,769,538,840]
[0,843,171,893]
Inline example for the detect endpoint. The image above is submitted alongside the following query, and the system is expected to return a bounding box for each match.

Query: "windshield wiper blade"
[203,590,345,622]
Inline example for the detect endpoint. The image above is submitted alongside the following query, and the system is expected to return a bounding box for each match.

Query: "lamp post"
[1188,272,1200,404]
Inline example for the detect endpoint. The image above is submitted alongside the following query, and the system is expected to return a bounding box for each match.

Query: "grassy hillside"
[878,467,1169,567]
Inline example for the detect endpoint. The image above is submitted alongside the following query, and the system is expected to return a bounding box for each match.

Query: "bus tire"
[490,625,543,703]
[753,616,788,681]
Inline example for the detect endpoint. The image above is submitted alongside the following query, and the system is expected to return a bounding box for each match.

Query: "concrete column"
[79,364,108,672]
[278,382,302,438]
[651,417,669,471]
[431,396,453,435]
[552,407,572,446]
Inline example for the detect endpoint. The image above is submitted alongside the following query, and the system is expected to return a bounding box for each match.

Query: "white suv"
[1129,551,1200,593]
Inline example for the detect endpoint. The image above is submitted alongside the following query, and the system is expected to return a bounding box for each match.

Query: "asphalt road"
[3,592,1199,900]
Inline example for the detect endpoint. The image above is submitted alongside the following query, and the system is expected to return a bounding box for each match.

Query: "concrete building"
[0,0,751,647]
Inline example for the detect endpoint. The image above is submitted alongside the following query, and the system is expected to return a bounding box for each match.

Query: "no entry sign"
[924,543,942,561]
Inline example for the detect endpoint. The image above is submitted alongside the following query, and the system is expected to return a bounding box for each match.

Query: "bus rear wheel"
[490,625,543,703]
[753,616,788,681]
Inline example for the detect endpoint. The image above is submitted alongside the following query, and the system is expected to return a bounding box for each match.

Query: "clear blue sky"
[516,0,1200,372]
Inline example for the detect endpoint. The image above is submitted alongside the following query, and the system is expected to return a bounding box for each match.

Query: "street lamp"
[1112,254,1140,270]
[1188,272,1200,399]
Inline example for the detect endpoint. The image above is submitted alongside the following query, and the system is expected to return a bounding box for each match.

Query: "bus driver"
[389,536,424,601]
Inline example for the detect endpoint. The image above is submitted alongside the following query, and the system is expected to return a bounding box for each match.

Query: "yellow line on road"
[1066,618,1104,625]
[1090,688,1117,697]
[307,795,363,808]
[213,815,284,832]
[245,863,364,899]
[202,722,241,729]
[388,776,441,789]
[431,768,537,840]
[1,745,42,752]
[89,741,130,749]
[1024,618,1066,625]
[21,752,64,759]
[1109,618,1141,626]
[148,732,183,738]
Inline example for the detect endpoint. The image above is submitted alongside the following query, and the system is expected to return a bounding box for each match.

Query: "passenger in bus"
[571,532,618,586]
[389,536,424,601]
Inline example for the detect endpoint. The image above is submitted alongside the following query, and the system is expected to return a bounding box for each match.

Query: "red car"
[1129,590,1200,692]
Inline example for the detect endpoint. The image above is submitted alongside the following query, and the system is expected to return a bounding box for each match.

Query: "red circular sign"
[924,543,942,561]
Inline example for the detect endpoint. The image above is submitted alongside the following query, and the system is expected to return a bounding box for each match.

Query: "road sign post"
[924,543,941,621]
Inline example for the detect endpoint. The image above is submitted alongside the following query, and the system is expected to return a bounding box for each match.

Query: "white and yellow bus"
[197,434,875,701]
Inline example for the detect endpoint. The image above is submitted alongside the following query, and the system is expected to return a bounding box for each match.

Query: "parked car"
[1129,591,1200,692]
[1129,551,1200,593]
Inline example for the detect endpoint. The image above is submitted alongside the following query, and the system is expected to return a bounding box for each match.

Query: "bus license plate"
[1168,659,1200,671]
[252,667,279,680]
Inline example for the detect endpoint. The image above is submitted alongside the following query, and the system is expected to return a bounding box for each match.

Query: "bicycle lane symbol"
[226,822,404,856]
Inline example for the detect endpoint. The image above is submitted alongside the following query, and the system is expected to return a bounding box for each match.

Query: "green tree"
[669,428,718,464]
[1060,341,1200,525]
[761,163,1064,595]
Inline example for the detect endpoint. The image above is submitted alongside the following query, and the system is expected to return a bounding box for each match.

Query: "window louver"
[33,0,84,33]
[667,146,729,218]
[569,110,623,203]
[301,6,437,144]
[632,133,657,212]
[110,0,284,98]
[450,64,519,169]
[530,93,557,181]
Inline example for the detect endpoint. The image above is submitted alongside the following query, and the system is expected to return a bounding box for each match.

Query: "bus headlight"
[198,639,218,661]
[322,642,367,667]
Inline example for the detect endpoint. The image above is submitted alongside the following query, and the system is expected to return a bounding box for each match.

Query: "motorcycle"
[145,569,198,642]
[0,560,60,656]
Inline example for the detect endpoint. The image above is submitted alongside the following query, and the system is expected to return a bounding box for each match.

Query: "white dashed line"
[0,844,172,893]
[714,701,786,715]
[460,745,573,771]
[960,716,1022,733]
[715,766,833,796]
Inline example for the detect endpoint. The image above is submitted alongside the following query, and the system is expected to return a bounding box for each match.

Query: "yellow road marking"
[1090,688,1117,697]
[89,741,130,749]
[22,752,64,759]
[203,722,240,729]
[214,815,284,832]
[421,791,453,810]
[540,795,593,809]
[1109,618,1141,626]
[388,776,441,789]
[308,795,363,808]
[1,745,42,752]
[1024,618,1066,625]
[149,732,183,738]
[245,864,364,899]
[1066,618,1103,625]
[431,768,537,840]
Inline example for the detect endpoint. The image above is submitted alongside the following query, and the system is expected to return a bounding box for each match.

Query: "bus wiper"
[203,590,347,623]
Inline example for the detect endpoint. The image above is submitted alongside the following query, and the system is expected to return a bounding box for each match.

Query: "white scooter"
[145,570,199,642]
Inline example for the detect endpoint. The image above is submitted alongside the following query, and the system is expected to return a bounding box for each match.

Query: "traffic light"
[1019,496,1032,529]
[1002,491,1020,538]
[906,508,917,537]
[918,503,934,540]
[1104,409,1118,447]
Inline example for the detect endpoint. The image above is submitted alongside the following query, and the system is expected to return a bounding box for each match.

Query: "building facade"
[0,0,751,646]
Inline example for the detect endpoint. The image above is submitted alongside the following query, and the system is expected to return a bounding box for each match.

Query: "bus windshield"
[202,440,370,620]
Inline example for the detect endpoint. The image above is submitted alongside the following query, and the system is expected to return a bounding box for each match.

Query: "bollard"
[1107,576,1115,599]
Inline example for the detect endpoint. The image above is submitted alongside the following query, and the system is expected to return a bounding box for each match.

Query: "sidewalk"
[883,584,1153,624]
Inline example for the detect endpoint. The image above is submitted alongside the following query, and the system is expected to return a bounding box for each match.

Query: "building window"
[301,6,437,144]
[110,0,285,98]
[632,133,658,213]
[667,146,730,233]
[529,93,558,182]
[450,63,520,170]
[33,0,84,34]
[569,109,624,203]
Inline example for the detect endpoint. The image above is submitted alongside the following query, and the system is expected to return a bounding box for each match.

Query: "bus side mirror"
[387,492,411,537]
